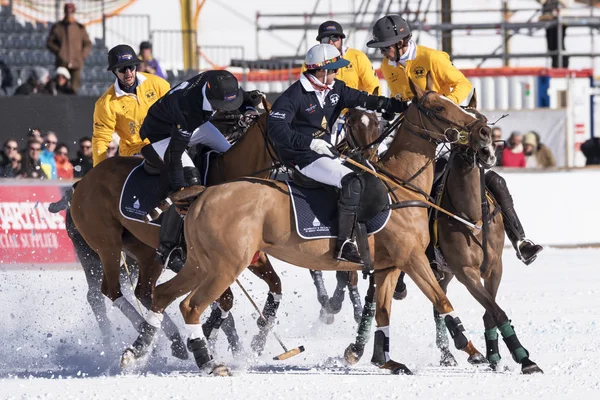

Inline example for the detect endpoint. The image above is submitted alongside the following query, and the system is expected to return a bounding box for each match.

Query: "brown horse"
[430,96,543,374]
[69,107,282,359]
[310,109,381,325]
[122,78,493,375]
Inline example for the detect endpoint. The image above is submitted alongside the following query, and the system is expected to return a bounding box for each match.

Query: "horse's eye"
[435,106,445,112]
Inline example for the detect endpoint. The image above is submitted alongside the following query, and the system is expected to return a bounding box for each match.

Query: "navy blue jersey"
[268,76,397,168]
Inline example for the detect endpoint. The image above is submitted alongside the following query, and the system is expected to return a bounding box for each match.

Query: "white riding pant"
[295,156,353,189]
[150,121,231,166]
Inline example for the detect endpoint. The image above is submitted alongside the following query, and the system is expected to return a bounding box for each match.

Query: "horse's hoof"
[521,358,543,374]
[120,348,137,369]
[440,348,458,367]
[379,360,413,375]
[251,332,268,355]
[393,288,407,301]
[210,364,232,377]
[467,352,488,365]
[343,343,364,365]
[319,308,334,325]
[171,337,189,360]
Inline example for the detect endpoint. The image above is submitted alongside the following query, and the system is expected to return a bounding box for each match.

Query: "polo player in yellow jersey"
[367,15,543,300]
[92,44,171,166]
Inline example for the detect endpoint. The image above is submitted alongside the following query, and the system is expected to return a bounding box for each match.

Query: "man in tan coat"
[46,3,92,93]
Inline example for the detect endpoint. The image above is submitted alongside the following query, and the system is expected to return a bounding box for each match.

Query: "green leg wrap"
[498,321,529,363]
[434,308,450,349]
[484,327,501,364]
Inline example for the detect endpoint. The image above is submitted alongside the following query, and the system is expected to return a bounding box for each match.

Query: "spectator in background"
[1,58,13,95]
[55,142,74,179]
[21,140,47,179]
[46,2,92,93]
[502,131,526,167]
[538,0,570,68]
[27,128,44,145]
[14,67,51,96]
[1,139,19,166]
[138,41,165,79]
[46,67,75,95]
[530,130,556,167]
[1,151,21,177]
[581,137,600,165]
[71,136,93,177]
[491,127,504,166]
[40,131,58,179]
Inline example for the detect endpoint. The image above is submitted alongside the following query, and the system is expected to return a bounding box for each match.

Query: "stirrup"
[516,239,543,266]
[161,246,184,272]
[335,239,364,265]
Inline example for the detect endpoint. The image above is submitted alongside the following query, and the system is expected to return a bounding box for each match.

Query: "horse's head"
[344,109,380,160]
[407,74,495,167]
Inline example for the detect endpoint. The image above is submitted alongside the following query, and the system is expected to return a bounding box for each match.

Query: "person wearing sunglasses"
[92,44,171,168]
[311,21,380,96]
[21,139,47,179]
[367,15,472,106]
[40,131,58,179]
[267,44,407,265]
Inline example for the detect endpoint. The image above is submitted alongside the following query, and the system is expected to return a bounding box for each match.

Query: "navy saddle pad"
[120,162,163,227]
[286,181,391,240]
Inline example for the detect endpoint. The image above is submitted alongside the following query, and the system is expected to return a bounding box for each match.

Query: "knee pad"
[340,173,363,207]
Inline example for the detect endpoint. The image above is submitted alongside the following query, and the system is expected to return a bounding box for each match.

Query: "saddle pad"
[287,181,391,240]
[120,162,162,227]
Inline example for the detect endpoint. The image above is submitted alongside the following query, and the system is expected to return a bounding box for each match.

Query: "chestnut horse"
[69,105,281,359]
[122,79,493,375]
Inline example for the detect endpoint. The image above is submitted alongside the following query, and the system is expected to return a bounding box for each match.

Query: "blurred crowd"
[0,129,120,180]
[492,127,557,169]
[0,3,165,96]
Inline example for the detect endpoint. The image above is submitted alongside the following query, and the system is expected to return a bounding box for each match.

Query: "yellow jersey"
[380,45,472,104]
[92,72,170,166]
[302,47,380,95]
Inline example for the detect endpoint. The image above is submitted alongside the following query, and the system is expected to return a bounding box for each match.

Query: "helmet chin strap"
[394,41,401,63]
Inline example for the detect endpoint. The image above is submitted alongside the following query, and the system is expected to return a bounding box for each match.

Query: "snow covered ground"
[0,249,600,400]
[1,247,599,399]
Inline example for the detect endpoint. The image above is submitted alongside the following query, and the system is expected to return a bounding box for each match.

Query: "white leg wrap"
[146,310,164,329]
[217,303,229,320]
[186,323,204,340]
[270,292,282,302]
[113,296,144,331]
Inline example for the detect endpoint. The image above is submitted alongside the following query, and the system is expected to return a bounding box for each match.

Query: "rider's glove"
[310,138,338,158]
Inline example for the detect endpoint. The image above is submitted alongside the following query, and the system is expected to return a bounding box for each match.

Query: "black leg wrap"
[355,301,376,347]
[257,292,280,328]
[130,321,158,357]
[221,313,242,354]
[310,270,329,307]
[348,285,363,323]
[503,334,529,363]
[187,337,213,369]
[370,330,389,367]
[444,315,469,350]
[202,305,224,339]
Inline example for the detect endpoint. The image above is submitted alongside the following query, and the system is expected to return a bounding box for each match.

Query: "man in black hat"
[140,70,260,272]
[93,44,171,166]
[312,21,380,96]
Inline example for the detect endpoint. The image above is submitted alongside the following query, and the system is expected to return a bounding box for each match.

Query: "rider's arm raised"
[92,95,116,166]
[340,81,407,114]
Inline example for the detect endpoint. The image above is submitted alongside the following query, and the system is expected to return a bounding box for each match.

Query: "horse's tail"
[145,185,207,222]
[48,181,79,213]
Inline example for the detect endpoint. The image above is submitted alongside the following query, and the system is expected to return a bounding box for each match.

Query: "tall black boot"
[157,205,185,273]
[485,171,543,265]
[335,174,363,265]
[183,166,202,186]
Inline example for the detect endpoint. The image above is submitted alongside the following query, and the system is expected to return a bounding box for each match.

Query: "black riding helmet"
[316,20,346,42]
[107,44,140,71]
[205,70,243,111]
[366,15,411,48]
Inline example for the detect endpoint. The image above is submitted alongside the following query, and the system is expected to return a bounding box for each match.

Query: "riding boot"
[156,205,185,273]
[183,166,202,186]
[485,171,543,265]
[335,173,363,264]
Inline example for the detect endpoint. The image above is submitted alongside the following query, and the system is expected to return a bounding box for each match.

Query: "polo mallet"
[235,278,305,360]
[341,156,483,234]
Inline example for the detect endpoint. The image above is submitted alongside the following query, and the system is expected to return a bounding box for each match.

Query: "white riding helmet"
[304,44,349,70]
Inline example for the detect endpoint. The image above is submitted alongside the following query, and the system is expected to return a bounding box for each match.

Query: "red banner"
[0,184,76,264]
